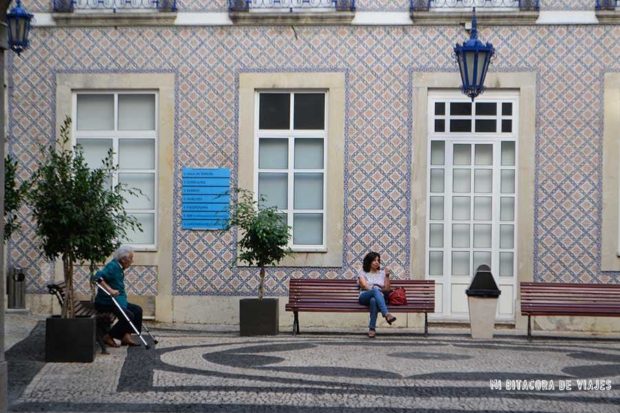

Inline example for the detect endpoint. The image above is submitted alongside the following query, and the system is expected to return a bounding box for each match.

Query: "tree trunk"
[258,266,265,300]
[62,253,75,318]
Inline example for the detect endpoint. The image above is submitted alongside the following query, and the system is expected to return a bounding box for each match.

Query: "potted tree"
[27,117,140,362]
[4,154,26,241]
[229,189,291,336]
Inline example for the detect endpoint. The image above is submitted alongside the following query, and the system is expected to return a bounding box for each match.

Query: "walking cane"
[95,282,150,349]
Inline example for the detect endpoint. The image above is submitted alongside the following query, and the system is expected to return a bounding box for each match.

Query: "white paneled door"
[426,92,518,322]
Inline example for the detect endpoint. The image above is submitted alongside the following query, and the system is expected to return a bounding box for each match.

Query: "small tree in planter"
[27,117,140,361]
[4,154,26,241]
[229,189,291,336]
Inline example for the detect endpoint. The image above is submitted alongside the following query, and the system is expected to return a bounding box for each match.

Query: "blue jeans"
[358,288,389,330]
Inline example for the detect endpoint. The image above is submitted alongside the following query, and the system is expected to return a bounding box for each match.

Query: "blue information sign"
[182,168,230,230]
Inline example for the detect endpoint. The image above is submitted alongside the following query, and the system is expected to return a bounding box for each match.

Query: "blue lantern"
[454,8,495,101]
[7,0,33,56]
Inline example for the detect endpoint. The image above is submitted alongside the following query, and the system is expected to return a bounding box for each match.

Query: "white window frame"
[253,90,328,252]
[72,91,159,250]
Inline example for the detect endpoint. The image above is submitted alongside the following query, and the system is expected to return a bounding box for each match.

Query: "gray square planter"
[45,316,96,362]
[239,298,279,336]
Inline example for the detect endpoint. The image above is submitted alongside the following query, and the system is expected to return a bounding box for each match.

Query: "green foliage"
[229,189,291,299]
[4,155,27,240]
[27,117,141,317]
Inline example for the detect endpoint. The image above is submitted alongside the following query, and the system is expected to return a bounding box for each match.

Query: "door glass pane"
[452,196,470,220]
[502,102,512,116]
[475,102,496,116]
[435,119,445,132]
[429,251,443,276]
[453,169,471,193]
[259,138,288,169]
[474,169,492,193]
[502,119,512,133]
[119,173,155,209]
[119,139,155,170]
[501,141,516,166]
[293,213,323,245]
[294,173,323,209]
[450,119,471,132]
[430,196,444,220]
[77,94,114,131]
[473,224,492,248]
[499,252,514,277]
[475,120,496,133]
[258,173,287,209]
[118,94,155,131]
[294,138,323,169]
[473,252,492,274]
[453,144,471,165]
[501,170,515,193]
[294,93,325,130]
[474,196,492,221]
[452,252,470,275]
[450,102,471,115]
[429,224,444,248]
[500,197,515,221]
[123,213,155,245]
[452,224,470,248]
[430,141,445,165]
[435,102,445,115]
[259,93,290,130]
[474,144,493,165]
[430,169,444,192]
[77,138,112,169]
[500,224,514,249]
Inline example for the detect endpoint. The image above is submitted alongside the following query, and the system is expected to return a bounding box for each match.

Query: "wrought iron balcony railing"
[53,0,177,13]
[410,0,539,12]
[596,0,617,10]
[229,0,356,12]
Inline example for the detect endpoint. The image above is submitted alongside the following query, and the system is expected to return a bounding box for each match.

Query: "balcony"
[596,0,617,10]
[410,0,539,25]
[597,0,620,23]
[52,0,177,26]
[229,0,356,25]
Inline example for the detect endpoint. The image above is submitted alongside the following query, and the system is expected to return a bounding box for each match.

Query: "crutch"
[95,282,150,349]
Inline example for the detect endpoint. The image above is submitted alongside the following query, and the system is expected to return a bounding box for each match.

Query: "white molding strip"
[351,11,412,26]
[536,11,598,25]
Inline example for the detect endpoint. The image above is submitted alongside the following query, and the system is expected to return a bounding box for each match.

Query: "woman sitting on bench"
[358,251,397,338]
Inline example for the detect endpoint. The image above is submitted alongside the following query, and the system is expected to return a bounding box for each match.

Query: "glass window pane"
[473,252,492,274]
[77,138,112,169]
[473,224,491,248]
[500,197,515,221]
[452,224,470,248]
[452,196,470,220]
[259,93,290,130]
[502,119,512,133]
[431,141,445,165]
[450,102,471,116]
[429,224,444,248]
[430,196,444,220]
[119,139,155,170]
[429,251,443,276]
[474,169,493,193]
[294,138,323,169]
[500,224,514,249]
[435,102,445,115]
[475,144,493,165]
[259,138,288,169]
[475,119,496,133]
[499,252,514,277]
[474,196,492,221]
[453,169,471,193]
[294,93,325,130]
[452,252,470,276]
[501,170,515,193]
[450,119,471,132]
[453,144,471,165]
[434,119,445,132]
[430,169,444,193]
[294,173,323,209]
[119,173,155,210]
[475,102,496,116]
[258,173,287,209]
[293,213,323,245]
[502,102,512,116]
[118,94,155,131]
[123,213,155,245]
[501,141,516,166]
[77,94,114,131]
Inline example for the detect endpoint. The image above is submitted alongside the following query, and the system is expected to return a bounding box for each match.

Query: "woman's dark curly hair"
[362,251,381,272]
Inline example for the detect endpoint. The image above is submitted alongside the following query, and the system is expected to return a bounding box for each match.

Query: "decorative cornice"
[52,11,177,27]
[410,10,539,26]
[229,11,355,25]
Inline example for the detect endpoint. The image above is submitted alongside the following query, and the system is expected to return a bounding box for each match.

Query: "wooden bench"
[520,282,620,339]
[285,279,435,335]
[47,282,117,354]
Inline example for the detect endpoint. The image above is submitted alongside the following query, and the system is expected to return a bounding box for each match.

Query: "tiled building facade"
[9,0,620,331]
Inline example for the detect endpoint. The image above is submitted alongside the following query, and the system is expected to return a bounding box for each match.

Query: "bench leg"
[424,313,428,336]
[293,312,299,336]
[527,315,532,341]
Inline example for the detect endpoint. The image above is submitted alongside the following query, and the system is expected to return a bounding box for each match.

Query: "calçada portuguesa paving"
[6,316,620,413]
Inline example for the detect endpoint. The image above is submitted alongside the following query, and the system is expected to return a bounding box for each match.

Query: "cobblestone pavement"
[6,322,620,413]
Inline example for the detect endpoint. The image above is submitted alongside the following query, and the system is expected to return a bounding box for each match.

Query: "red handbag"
[388,287,407,305]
